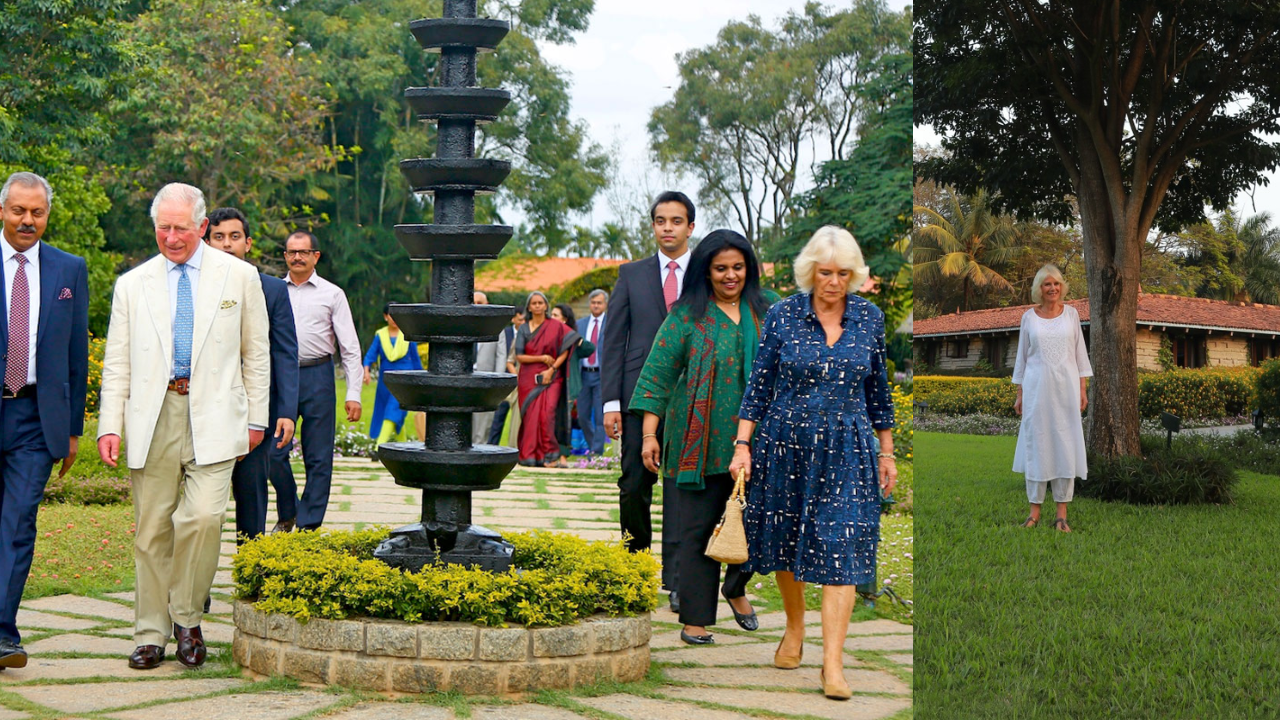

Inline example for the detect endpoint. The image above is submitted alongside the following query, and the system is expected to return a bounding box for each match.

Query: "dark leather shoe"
[173,624,206,667]
[680,629,715,645]
[668,591,680,614]
[271,518,295,534]
[0,639,26,669]
[203,595,212,614]
[128,645,165,670]
[724,592,759,631]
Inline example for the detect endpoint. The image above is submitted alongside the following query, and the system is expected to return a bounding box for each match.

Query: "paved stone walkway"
[3,459,913,719]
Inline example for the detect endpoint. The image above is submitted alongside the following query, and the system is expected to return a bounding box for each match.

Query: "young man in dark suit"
[0,172,90,668]
[601,191,694,611]
[204,207,299,542]
[576,289,607,456]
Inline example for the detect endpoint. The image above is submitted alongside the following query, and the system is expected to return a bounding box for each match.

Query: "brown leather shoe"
[128,645,165,670]
[271,518,295,534]
[173,624,206,667]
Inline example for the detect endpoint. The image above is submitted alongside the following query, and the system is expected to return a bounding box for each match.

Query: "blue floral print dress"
[738,293,895,585]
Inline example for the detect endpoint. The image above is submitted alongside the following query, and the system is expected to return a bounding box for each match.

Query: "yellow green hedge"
[232,528,660,626]
[920,368,1260,420]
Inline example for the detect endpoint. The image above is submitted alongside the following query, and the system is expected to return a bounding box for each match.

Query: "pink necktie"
[5,255,29,393]
[663,260,679,311]
[588,317,599,365]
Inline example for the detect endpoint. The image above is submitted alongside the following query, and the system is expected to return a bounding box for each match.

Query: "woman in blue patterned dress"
[729,226,897,702]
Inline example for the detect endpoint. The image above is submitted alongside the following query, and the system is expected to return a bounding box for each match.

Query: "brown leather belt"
[298,354,333,368]
[167,378,190,395]
[1,384,35,399]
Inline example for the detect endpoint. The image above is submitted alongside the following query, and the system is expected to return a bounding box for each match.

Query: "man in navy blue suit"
[0,172,89,668]
[576,289,607,456]
[204,208,298,542]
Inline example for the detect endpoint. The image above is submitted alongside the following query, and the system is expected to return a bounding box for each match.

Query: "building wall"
[1136,328,1163,371]
[1206,335,1250,367]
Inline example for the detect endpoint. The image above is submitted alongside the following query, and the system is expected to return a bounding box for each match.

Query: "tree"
[917,2,1280,457]
[914,190,1021,313]
[649,0,910,248]
[1178,209,1280,305]
[0,0,139,334]
[102,0,335,258]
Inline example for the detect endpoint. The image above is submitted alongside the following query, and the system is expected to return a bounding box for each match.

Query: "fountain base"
[373,521,514,572]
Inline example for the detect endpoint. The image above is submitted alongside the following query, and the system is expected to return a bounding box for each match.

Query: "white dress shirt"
[602,248,693,415]
[2,239,40,385]
[581,313,604,369]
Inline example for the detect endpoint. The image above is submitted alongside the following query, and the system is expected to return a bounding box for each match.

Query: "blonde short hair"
[1030,264,1068,304]
[793,225,870,294]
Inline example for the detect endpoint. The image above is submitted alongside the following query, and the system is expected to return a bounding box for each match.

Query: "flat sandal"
[1054,518,1071,533]
[1020,516,1038,528]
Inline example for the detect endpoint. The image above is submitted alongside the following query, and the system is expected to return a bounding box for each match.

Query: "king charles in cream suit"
[98,183,270,670]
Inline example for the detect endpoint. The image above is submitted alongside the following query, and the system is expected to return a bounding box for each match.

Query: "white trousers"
[1026,477,1075,504]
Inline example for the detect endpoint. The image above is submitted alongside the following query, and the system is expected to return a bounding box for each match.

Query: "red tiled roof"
[476,257,627,292]
[914,293,1280,337]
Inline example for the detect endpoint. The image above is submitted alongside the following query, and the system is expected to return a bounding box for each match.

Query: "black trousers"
[675,472,752,627]
[618,411,679,589]
[231,428,271,543]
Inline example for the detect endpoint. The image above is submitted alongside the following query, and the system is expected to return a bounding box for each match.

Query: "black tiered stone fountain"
[373,0,518,573]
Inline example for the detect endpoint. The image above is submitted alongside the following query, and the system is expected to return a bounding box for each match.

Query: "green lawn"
[918,431,1280,718]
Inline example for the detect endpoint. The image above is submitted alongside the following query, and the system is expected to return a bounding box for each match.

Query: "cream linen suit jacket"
[97,248,271,469]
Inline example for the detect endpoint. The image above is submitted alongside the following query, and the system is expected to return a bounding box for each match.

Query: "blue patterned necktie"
[174,264,193,379]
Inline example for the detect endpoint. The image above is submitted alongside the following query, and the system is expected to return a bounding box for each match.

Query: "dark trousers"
[577,369,604,454]
[618,411,679,589]
[231,426,272,542]
[488,400,510,445]
[268,362,336,529]
[675,472,752,627]
[0,397,55,643]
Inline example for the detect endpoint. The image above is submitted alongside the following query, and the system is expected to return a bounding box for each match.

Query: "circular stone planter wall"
[232,601,651,694]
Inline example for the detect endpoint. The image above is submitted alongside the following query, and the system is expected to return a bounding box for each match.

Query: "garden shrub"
[1080,435,1237,505]
[1256,360,1280,429]
[1138,367,1257,421]
[43,473,130,505]
[233,528,660,626]
[927,382,1019,417]
[913,376,1006,403]
[891,385,913,460]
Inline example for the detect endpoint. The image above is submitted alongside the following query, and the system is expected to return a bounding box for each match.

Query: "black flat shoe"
[680,630,715,645]
[0,640,26,669]
[668,591,680,614]
[724,592,758,631]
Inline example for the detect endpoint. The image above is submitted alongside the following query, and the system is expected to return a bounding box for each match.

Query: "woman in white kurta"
[1012,264,1093,532]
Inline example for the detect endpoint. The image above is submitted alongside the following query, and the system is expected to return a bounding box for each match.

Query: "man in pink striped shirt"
[267,230,364,532]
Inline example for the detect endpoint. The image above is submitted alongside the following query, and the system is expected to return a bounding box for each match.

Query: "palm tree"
[1182,209,1280,305]
[913,189,1021,312]
[1238,212,1280,306]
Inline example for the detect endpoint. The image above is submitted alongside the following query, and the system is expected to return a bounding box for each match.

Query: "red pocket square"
[58,288,73,300]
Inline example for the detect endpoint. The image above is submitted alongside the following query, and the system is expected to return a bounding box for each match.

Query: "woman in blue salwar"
[362,304,423,444]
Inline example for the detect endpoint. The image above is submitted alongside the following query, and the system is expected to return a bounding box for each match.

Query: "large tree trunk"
[1075,140,1142,458]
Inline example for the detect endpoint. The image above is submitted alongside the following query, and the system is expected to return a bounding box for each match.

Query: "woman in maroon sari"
[514,291,576,466]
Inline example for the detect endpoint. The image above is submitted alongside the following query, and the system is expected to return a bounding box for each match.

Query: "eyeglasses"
[284,250,317,258]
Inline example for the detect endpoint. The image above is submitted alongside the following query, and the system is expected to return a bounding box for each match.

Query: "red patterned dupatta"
[672,305,762,490]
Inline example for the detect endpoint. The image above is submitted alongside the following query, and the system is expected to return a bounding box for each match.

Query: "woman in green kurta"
[630,229,775,646]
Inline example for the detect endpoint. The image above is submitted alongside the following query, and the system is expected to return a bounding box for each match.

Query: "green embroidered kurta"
[629,304,747,480]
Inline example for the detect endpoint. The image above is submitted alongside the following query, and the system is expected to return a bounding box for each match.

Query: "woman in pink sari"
[514,291,576,466]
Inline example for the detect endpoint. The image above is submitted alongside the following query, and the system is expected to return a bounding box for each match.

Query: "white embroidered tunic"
[1011,304,1094,481]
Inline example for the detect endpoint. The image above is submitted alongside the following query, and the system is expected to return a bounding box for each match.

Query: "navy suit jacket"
[577,313,606,368]
[260,273,299,424]
[601,255,667,410]
[0,242,89,458]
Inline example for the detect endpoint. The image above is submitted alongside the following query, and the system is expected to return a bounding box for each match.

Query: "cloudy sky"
[498,0,913,231]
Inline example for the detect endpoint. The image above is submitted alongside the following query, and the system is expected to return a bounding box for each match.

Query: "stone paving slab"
[659,687,911,720]
[655,641,855,668]
[106,690,337,720]
[323,702,454,720]
[845,634,912,652]
[649,631,764,650]
[0,709,26,720]
[886,653,912,667]
[0,657,186,682]
[664,666,910,695]
[12,678,247,714]
[845,619,913,635]
[23,595,134,622]
[472,705,594,720]
[15,609,100,631]
[26,632,138,657]
[578,694,756,720]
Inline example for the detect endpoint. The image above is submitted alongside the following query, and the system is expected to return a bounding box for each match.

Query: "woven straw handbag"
[705,469,749,564]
